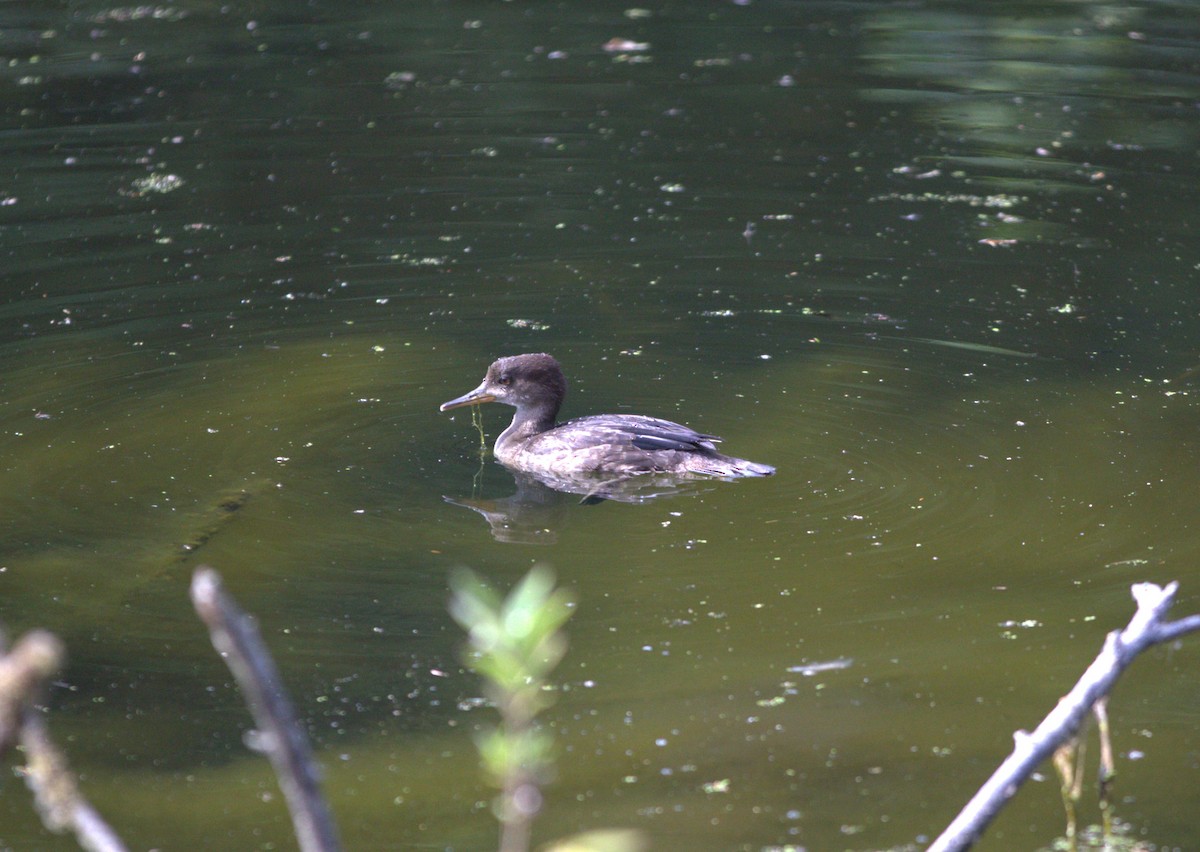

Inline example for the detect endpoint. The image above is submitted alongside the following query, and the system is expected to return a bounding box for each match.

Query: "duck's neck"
[495,404,557,458]
[494,405,554,458]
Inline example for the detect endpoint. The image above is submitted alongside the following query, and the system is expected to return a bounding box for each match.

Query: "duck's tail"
[691,454,775,479]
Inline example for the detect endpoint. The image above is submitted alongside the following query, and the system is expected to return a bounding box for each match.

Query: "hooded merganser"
[439,353,775,479]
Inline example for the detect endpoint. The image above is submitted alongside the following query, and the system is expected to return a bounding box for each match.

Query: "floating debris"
[506,318,550,331]
[125,172,183,196]
[384,71,416,89]
[871,191,1024,209]
[90,6,188,23]
[905,337,1037,358]
[603,37,650,52]
[387,254,448,267]
[787,657,853,676]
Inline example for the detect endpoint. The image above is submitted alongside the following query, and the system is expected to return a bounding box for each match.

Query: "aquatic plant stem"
[929,582,1200,852]
[1051,735,1083,848]
[496,689,541,852]
[1094,697,1115,841]
[471,405,487,456]
[191,567,342,852]
[499,771,535,852]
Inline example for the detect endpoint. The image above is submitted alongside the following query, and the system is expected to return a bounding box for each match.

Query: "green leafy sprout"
[448,565,576,852]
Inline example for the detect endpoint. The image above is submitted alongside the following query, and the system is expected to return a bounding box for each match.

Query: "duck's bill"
[439,384,496,412]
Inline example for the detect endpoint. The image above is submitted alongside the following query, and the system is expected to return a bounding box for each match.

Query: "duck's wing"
[560,414,722,453]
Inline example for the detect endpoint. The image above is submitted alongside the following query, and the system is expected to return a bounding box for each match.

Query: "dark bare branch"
[191,566,342,852]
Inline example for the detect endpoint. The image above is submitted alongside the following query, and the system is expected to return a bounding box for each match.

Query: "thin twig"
[0,630,129,852]
[929,582,1200,852]
[191,567,341,852]
[21,709,129,852]
[0,629,60,750]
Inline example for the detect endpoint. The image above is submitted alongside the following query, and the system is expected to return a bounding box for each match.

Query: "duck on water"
[439,353,774,480]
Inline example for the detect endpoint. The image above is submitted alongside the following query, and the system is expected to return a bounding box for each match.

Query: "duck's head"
[439,353,567,420]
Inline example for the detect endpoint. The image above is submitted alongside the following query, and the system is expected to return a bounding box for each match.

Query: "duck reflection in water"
[439,353,773,537]
[444,470,722,544]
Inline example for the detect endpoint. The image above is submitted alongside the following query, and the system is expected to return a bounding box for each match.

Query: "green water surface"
[0,2,1198,850]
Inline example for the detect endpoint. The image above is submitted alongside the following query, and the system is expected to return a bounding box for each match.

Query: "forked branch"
[930,582,1200,852]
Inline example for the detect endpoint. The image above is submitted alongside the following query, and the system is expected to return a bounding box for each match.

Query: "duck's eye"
[496,374,511,386]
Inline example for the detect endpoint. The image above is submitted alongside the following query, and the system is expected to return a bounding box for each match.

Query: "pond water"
[1,1,1199,850]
